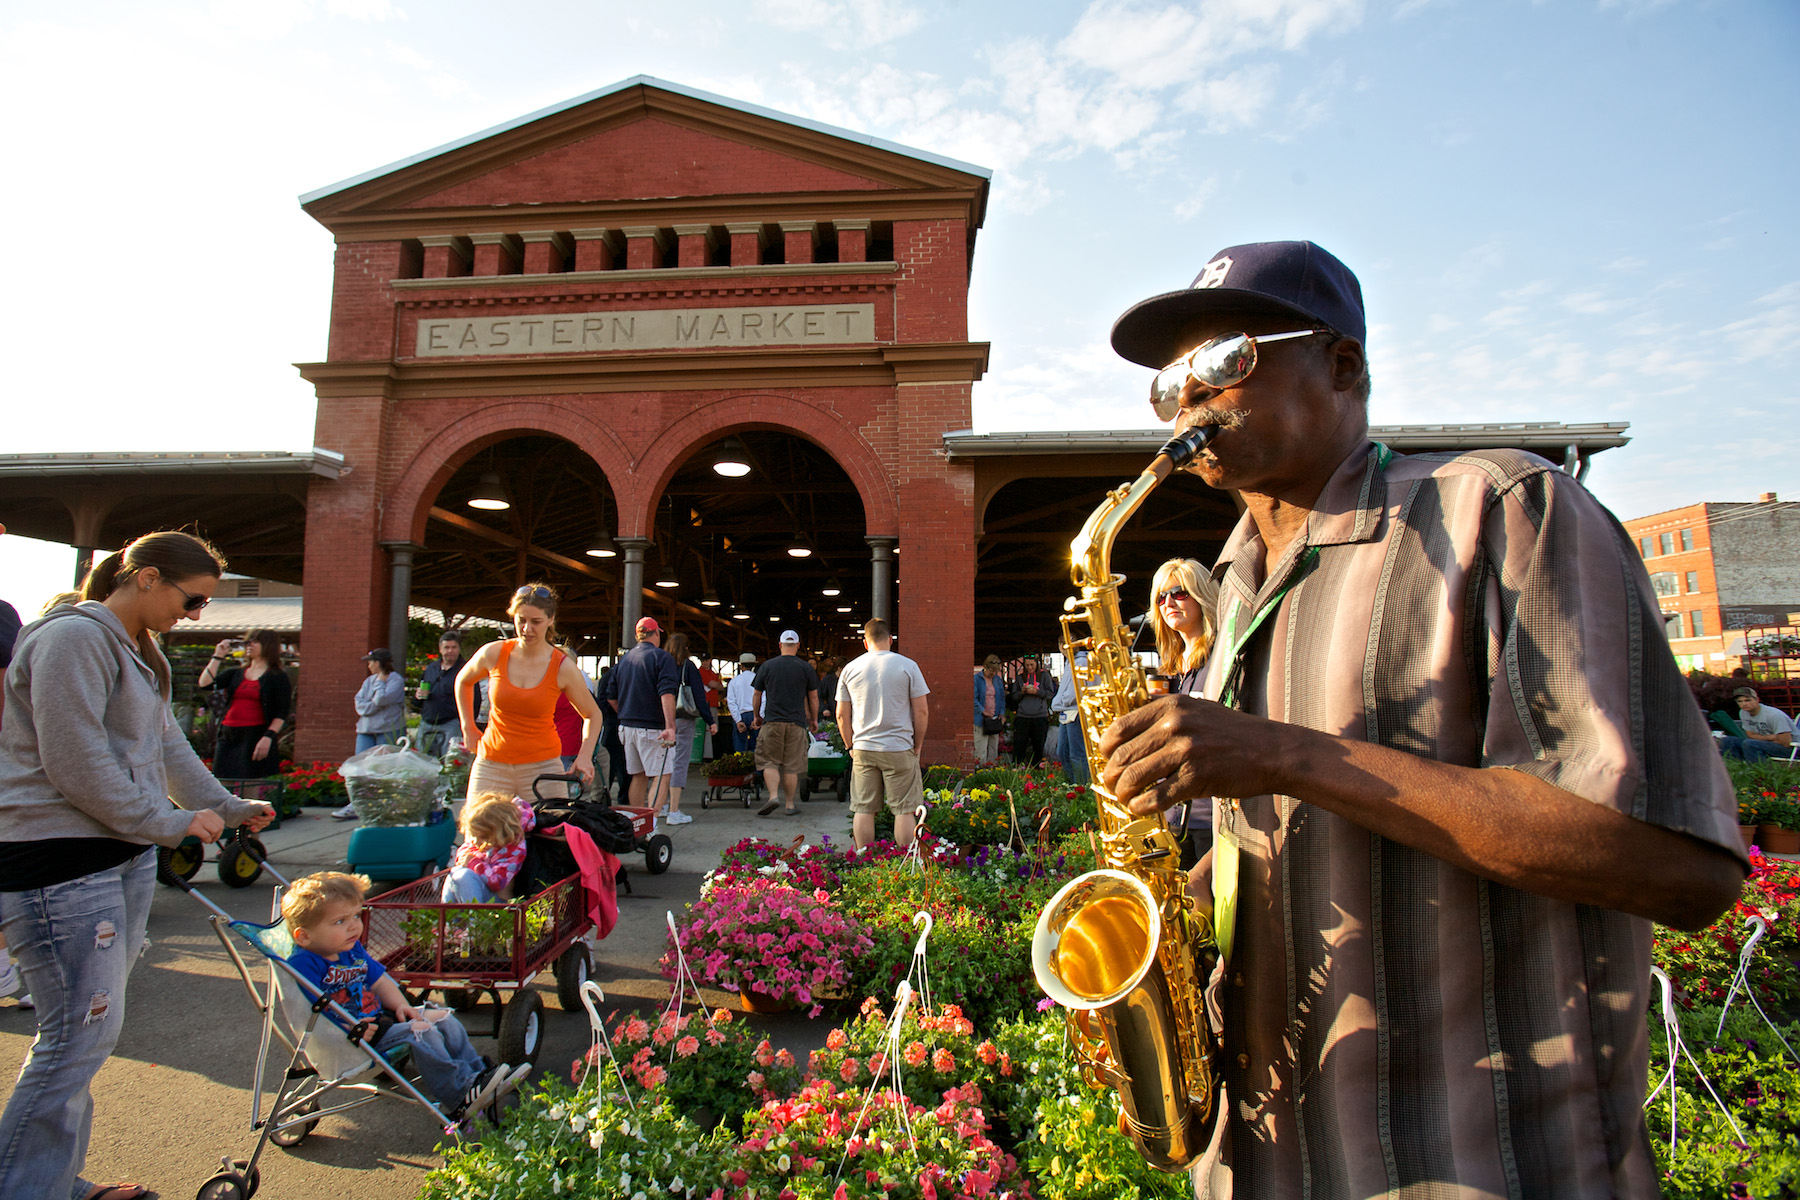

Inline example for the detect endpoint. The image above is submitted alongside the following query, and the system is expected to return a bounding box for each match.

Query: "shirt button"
[1237,1053,1250,1069]
[1233,973,1244,987]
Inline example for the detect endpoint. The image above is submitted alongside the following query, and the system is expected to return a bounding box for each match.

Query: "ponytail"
[81,531,227,601]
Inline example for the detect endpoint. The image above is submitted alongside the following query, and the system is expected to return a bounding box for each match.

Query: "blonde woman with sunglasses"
[455,583,601,805]
[1148,558,1218,697]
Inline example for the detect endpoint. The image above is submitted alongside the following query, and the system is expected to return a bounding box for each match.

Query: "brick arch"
[381,400,633,545]
[623,393,899,539]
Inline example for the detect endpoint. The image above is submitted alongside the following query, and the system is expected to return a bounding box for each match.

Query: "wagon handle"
[532,773,586,803]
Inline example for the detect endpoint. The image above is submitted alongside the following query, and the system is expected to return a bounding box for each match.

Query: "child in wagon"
[441,791,536,903]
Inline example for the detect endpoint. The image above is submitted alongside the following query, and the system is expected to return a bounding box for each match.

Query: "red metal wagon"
[360,869,592,1071]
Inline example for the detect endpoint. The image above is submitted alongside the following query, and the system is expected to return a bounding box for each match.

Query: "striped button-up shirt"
[1197,441,1742,1199]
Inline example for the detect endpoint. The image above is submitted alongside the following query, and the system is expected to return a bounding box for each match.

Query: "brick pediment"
[303,76,989,228]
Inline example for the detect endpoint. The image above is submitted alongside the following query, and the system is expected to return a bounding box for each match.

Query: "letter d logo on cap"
[1193,257,1232,289]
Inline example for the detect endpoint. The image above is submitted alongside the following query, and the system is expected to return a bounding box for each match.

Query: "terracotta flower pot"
[738,981,796,1014]
[1740,824,1760,851]
[1757,825,1800,855]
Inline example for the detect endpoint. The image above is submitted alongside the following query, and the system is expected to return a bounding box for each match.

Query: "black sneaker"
[453,1062,508,1120]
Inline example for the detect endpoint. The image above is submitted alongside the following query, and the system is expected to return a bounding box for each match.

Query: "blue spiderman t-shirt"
[288,942,387,1030]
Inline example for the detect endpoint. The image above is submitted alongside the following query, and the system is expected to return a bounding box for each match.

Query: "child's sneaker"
[331,803,360,821]
[0,957,19,1000]
[15,992,31,1010]
[455,1062,509,1120]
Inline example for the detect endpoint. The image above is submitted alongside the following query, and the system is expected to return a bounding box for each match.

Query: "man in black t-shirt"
[751,630,819,817]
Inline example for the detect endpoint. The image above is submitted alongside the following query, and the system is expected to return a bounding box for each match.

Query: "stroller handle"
[532,772,586,802]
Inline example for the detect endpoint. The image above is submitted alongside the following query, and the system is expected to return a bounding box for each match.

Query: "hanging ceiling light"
[701,588,721,607]
[786,533,812,559]
[732,604,751,620]
[468,471,510,510]
[769,614,781,622]
[654,558,680,589]
[821,576,842,597]
[585,531,618,558]
[712,436,751,478]
[836,605,852,613]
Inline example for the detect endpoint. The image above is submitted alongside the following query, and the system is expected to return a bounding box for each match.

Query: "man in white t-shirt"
[836,618,931,849]
[1721,685,1798,763]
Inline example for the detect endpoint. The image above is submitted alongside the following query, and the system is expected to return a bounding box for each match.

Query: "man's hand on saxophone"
[1097,693,1287,819]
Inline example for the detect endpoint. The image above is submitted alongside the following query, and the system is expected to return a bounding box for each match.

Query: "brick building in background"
[291,76,990,765]
[1623,492,1800,672]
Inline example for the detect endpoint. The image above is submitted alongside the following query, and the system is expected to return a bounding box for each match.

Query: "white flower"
[777,1154,791,1172]
[670,1176,686,1194]
[621,1172,632,1192]
[589,1129,604,1149]
[549,1103,566,1120]
[570,1115,588,1133]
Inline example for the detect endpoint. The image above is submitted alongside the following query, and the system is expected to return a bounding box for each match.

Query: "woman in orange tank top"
[455,583,601,803]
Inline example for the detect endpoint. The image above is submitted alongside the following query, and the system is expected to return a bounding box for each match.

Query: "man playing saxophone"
[1098,240,1745,1199]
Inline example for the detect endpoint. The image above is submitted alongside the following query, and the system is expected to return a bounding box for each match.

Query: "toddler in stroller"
[283,872,529,1117]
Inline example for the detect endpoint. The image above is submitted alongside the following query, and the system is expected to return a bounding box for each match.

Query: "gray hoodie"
[0,602,262,848]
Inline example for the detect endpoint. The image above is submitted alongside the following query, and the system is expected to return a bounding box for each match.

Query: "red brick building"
[291,76,990,765]
[1623,492,1800,671]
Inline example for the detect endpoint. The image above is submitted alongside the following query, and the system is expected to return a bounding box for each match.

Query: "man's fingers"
[1097,697,1179,759]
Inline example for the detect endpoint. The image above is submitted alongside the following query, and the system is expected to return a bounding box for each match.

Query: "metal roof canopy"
[299,74,993,208]
[0,450,348,479]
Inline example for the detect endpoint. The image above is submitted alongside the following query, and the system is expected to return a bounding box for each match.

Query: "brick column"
[673,224,717,268]
[519,230,572,275]
[622,226,669,270]
[725,223,766,267]
[469,232,522,276]
[419,234,471,278]
[835,219,870,263]
[780,220,818,265]
[571,228,621,272]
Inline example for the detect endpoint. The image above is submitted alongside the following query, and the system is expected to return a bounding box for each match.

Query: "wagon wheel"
[497,990,545,1069]
[555,942,591,1012]
[218,835,266,888]
[643,833,673,875]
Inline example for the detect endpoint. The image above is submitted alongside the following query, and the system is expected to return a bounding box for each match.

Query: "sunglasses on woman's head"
[514,585,554,602]
[1149,328,1326,422]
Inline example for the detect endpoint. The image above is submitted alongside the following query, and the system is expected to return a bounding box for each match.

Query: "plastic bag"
[339,743,448,826]
[806,737,842,760]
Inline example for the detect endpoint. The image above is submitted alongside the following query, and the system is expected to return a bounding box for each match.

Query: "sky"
[1,0,1796,617]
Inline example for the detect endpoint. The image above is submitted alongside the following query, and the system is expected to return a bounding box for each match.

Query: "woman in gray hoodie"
[0,531,274,1200]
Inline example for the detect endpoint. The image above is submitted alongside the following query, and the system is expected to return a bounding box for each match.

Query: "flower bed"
[279,760,347,807]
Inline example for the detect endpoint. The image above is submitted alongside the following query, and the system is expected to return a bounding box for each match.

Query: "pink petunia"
[903,1041,927,1066]
[676,1034,700,1057]
[932,1047,955,1073]
[840,1057,860,1082]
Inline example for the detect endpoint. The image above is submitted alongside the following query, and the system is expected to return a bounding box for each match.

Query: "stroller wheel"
[157,841,204,887]
[269,1097,320,1147]
[196,1161,260,1200]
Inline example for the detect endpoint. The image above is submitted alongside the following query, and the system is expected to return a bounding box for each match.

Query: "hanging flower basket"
[737,980,797,1014]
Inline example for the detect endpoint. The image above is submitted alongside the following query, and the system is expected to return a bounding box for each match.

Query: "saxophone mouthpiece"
[1158,425,1218,468]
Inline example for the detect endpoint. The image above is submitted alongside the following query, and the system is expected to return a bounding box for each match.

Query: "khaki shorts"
[468,756,567,803]
[848,748,925,816]
[755,721,810,777]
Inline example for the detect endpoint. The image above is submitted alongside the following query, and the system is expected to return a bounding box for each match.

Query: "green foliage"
[1648,1004,1800,1198]
[578,1006,799,1132]
[990,1011,1193,1200]
[833,861,1041,1027]
[420,1085,732,1200]
[923,763,965,791]
[705,751,757,778]
[399,894,554,962]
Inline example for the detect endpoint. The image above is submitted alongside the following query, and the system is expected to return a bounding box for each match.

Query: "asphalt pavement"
[0,778,851,1200]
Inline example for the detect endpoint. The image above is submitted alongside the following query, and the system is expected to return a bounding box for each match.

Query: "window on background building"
[1650,572,1680,598]
[1665,612,1683,640]
[1686,571,1700,593]
[1680,529,1694,552]
[1640,537,1653,558]
[1691,610,1706,636]
[1659,532,1675,556]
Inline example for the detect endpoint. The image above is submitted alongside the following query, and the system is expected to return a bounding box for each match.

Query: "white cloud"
[1173,175,1220,220]
[753,0,924,49]
[1717,282,1800,364]
[326,0,404,19]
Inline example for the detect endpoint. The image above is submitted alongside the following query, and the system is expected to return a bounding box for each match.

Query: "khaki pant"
[467,756,567,803]
[847,748,925,815]
[755,721,809,777]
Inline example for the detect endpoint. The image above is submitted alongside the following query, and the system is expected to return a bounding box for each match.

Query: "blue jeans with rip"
[372,1012,485,1108]
[0,849,155,1200]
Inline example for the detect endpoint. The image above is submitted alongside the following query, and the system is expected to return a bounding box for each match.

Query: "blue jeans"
[0,849,155,1200]
[372,1012,485,1108]
[356,730,403,754]
[439,867,496,904]
[419,720,459,758]
[1056,719,1090,786]
[1719,736,1796,764]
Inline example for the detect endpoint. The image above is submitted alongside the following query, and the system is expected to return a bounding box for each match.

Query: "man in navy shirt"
[602,617,679,813]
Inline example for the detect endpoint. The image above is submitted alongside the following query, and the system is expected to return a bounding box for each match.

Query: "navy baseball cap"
[1111,240,1366,369]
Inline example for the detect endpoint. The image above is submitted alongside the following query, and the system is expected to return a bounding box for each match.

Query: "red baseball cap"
[636,617,661,635]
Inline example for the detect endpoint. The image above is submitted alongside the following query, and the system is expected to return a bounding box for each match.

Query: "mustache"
[1181,405,1247,434]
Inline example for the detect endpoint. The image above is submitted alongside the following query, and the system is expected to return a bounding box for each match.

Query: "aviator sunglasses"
[1149,329,1325,422]
[514,585,554,602]
[1156,587,1191,606]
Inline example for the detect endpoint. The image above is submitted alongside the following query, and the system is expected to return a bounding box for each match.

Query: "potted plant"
[1738,791,1765,850]
[703,750,756,785]
[1757,791,1800,855]
[662,881,872,1011]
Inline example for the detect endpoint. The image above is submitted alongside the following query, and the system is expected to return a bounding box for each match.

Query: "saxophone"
[1030,424,1219,1172]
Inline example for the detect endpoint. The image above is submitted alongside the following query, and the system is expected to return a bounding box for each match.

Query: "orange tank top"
[478,641,566,765]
